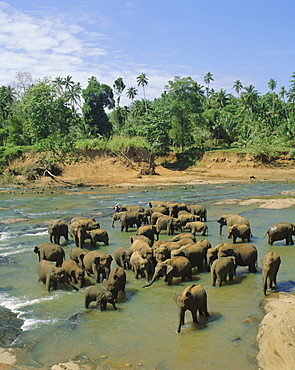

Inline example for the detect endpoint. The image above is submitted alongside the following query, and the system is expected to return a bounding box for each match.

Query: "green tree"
[204,72,214,102]
[268,78,277,112]
[214,89,230,109]
[126,87,138,102]
[233,80,243,97]
[82,77,115,138]
[113,77,126,107]
[240,85,260,116]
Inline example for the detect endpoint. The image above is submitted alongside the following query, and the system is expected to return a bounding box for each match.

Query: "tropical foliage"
[1,70,295,173]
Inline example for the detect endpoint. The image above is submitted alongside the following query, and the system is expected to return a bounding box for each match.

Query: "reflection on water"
[1,181,295,369]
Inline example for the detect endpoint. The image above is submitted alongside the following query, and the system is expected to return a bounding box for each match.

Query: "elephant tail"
[263,228,270,239]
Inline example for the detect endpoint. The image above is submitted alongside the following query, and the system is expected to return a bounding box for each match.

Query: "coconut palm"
[240,85,260,116]
[113,77,126,107]
[233,80,243,97]
[126,87,138,102]
[214,89,230,109]
[136,73,149,111]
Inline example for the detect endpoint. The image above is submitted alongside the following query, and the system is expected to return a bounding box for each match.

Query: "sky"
[1,0,295,105]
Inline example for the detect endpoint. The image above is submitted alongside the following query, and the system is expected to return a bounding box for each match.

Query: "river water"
[1,180,295,369]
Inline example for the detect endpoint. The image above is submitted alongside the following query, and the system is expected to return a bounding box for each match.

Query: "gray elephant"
[187,204,207,222]
[136,225,159,244]
[153,244,170,262]
[62,259,85,288]
[150,211,165,226]
[130,234,152,247]
[83,251,113,283]
[169,233,196,243]
[156,215,182,236]
[48,220,69,245]
[37,260,79,292]
[171,239,211,271]
[261,251,281,295]
[217,214,250,236]
[103,267,126,301]
[168,202,189,218]
[264,222,295,245]
[217,243,257,273]
[87,228,109,247]
[177,213,201,227]
[69,247,87,268]
[143,256,192,287]
[112,211,144,232]
[34,243,65,267]
[211,257,236,286]
[69,217,101,248]
[113,247,132,269]
[185,221,208,236]
[84,286,117,310]
[206,243,229,270]
[173,284,210,333]
[130,240,154,267]
[121,204,145,213]
[228,224,251,243]
[150,206,169,216]
[130,251,153,281]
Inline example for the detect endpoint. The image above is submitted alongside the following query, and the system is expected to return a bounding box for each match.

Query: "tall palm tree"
[241,85,259,116]
[65,82,82,109]
[268,78,277,113]
[279,86,289,120]
[136,73,149,111]
[214,89,230,109]
[233,80,243,97]
[204,72,214,99]
[63,75,75,93]
[126,87,138,102]
[113,77,126,107]
[53,77,64,94]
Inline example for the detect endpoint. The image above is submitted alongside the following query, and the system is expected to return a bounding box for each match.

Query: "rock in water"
[0,306,23,346]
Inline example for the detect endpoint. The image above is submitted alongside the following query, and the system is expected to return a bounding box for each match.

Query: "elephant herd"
[34,200,292,333]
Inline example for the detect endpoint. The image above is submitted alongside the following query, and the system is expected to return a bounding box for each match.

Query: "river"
[1,180,295,369]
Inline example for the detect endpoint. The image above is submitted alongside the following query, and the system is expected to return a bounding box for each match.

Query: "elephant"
[103,267,126,301]
[153,244,170,262]
[173,284,210,333]
[150,211,165,226]
[217,243,258,273]
[136,225,159,245]
[177,213,201,227]
[113,247,132,269]
[84,286,117,310]
[228,224,251,243]
[143,256,192,287]
[150,206,169,216]
[130,234,152,247]
[37,260,79,292]
[130,239,154,267]
[217,214,250,236]
[184,221,208,236]
[211,257,237,286]
[83,251,113,283]
[187,204,207,222]
[264,222,295,245]
[69,218,101,248]
[261,251,281,295]
[169,233,196,243]
[34,243,65,267]
[130,251,153,281]
[206,243,229,270]
[168,202,189,218]
[121,204,145,213]
[171,240,211,272]
[156,215,182,236]
[48,220,69,245]
[69,247,87,268]
[112,211,144,232]
[62,259,85,288]
[87,228,109,247]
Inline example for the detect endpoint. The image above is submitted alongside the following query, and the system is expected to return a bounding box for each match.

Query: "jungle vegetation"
[1,71,295,174]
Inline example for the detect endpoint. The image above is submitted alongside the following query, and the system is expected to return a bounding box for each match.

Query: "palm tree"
[113,77,126,107]
[214,89,230,109]
[204,72,214,100]
[240,85,259,116]
[136,73,149,111]
[268,78,277,113]
[233,80,243,97]
[279,86,289,120]
[63,75,75,93]
[53,77,64,94]
[65,82,82,109]
[126,87,138,102]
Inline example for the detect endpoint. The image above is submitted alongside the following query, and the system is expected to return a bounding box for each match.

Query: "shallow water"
[1,181,295,369]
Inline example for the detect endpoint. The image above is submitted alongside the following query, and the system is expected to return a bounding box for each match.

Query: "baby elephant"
[228,224,251,243]
[87,228,109,247]
[211,256,236,287]
[185,221,208,236]
[261,251,281,295]
[173,284,209,333]
[84,286,117,310]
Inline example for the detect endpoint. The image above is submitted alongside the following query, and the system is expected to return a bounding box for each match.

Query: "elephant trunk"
[143,271,158,288]
[177,308,185,333]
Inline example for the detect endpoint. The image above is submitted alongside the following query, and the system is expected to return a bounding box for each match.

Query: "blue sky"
[1,0,295,105]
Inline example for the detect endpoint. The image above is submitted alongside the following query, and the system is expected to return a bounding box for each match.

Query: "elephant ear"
[34,246,39,254]
[185,291,192,298]
[166,265,174,275]
[94,256,100,265]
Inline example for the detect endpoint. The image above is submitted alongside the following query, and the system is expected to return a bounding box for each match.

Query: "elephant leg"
[190,309,198,323]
